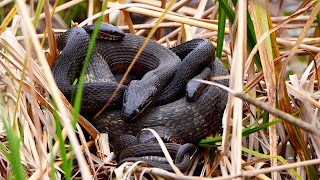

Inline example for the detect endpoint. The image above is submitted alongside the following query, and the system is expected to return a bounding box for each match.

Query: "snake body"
[117,142,196,172]
[112,132,196,172]
[153,38,215,106]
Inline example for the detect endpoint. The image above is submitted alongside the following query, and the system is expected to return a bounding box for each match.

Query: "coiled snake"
[52,22,229,171]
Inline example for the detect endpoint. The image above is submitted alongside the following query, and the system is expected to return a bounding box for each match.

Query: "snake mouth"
[121,96,155,122]
[121,80,158,121]
[121,108,139,122]
[97,33,123,41]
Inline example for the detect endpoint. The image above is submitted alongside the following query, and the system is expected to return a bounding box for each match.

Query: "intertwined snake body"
[52,22,228,145]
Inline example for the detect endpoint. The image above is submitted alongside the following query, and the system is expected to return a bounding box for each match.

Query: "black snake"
[52,22,228,171]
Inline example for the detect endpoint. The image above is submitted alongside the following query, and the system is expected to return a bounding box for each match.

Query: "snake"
[52,22,229,171]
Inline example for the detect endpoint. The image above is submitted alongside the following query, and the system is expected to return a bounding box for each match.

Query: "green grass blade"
[72,0,109,127]
[52,99,71,179]
[216,4,226,60]
[291,125,318,179]
[218,0,262,69]
[67,147,74,178]
[0,7,5,22]
[218,0,234,23]
[198,118,282,146]
[262,111,269,131]
[13,56,28,122]
[242,147,302,180]
[33,0,45,28]
[49,144,56,180]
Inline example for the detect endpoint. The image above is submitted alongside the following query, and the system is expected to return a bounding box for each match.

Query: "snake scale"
[52,23,229,170]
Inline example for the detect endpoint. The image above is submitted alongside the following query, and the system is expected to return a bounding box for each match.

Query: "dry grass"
[1,0,320,179]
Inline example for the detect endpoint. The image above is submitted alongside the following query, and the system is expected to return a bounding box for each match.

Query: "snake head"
[84,22,125,40]
[122,81,156,121]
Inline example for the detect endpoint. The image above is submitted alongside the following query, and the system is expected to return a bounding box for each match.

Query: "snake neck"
[52,27,91,92]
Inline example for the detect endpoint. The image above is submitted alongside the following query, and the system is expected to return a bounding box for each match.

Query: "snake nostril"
[120,108,140,121]
[121,109,132,121]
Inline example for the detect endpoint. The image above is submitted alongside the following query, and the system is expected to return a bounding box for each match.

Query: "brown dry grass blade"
[43,0,57,61]
[118,0,135,34]
[229,0,246,175]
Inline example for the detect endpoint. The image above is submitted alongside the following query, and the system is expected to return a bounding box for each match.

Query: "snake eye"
[135,109,140,114]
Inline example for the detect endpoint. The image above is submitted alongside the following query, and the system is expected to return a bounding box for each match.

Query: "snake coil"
[52,23,229,171]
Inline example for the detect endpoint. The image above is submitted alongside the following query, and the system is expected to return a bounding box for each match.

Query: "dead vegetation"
[1,0,320,179]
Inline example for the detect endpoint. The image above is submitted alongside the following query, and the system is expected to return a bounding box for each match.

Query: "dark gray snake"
[52,22,228,171]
